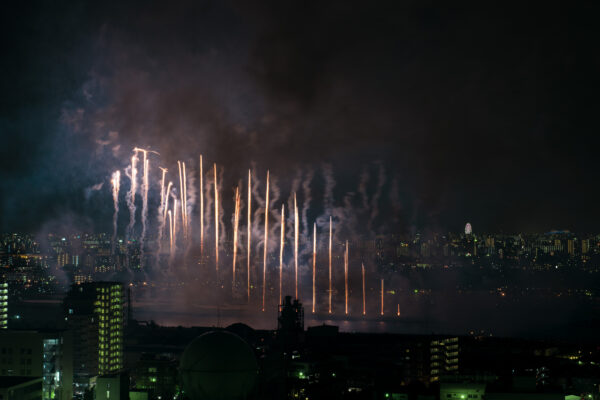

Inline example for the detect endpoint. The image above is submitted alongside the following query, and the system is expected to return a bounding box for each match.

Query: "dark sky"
[1,1,599,234]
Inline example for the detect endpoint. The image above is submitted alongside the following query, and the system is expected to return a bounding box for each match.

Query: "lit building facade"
[63,282,124,388]
[430,337,460,382]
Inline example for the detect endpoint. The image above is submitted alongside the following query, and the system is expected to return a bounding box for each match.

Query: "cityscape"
[2,1,600,400]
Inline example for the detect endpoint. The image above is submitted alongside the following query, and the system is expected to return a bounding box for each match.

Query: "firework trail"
[173,198,179,251]
[162,181,172,238]
[247,169,252,302]
[397,303,400,317]
[279,204,285,305]
[182,161,188,240]
[157,167,167,254]
[214,163,219,275]
[312,222,316,313]
[199,155,204,257]
[294,192,299,299]
[168,210,173,256]
[301,168,314,237]
[262,171,269,312]
[177,161,186,241]
[362,263,366,316]
[110,170,120,255]
[380,278,384,316]
[140,156,149,267]
[345,240,349,315]
[232,186,241,286]
[126,152,138,241]
[328,216,332,314]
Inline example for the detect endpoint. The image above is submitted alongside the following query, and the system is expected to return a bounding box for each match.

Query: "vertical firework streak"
[381,279,384,316]
[173,199,178,250]
[214,163,219,274]
[110,171,120,255]
[279,204,285,305]
[162,182,172,233]
[232,186,241,286]
[345,240,349,315]
[362,263,366,316]
[140,155,149,268]
[328,216,332,314]
[182,161,188,240]
[126,153,138,241]
[247,170,252,302]
[397,303,400,317]
[157,168,167,254]
[168,210,173,255]
[262,171,270,312]
[177,162,186,241]
[199,155,204,257]
[294,193,299,299]
[312,223,316,313]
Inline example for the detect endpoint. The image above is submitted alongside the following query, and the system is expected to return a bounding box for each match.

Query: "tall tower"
[63,282,124,385]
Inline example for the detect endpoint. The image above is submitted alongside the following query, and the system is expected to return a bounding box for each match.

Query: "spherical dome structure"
[179,330,258,400]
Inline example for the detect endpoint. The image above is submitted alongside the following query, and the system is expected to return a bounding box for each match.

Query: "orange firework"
[232,186,241,286]
[362,263,366,316]
[380,279,384,316]
[345,240,349,315]
[214,163,219,274]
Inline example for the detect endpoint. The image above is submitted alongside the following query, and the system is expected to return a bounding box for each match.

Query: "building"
[0,376,43,400]
[131,353,178,399]
[430,337,460,382]
[0,281,7,329]
[92,373,129,400]
[0,330,73,400]
[63,282,124,388]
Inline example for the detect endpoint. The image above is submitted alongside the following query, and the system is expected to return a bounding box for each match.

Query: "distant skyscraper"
[465,223,472,235]
[63,282,124,387]
[0,280,7,329]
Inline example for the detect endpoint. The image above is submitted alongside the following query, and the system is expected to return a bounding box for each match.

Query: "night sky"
[1,1,599,234]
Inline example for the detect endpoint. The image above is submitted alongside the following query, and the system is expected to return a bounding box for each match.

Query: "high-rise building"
[0,281,7,329]
[0,330,73,400]
[430,337,460,382]
[63,282,124,388]
[582,239,589,254]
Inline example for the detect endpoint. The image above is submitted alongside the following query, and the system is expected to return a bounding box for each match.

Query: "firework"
[345,240,349,315]
[312,222,316,313]
[397,303,400,317]
[199,155,204,256]
[262,171,269,312]
[157,167,167,253]
[126,153,138,240]
[362,263,366,316]
[279,204,285,305]
[294,192,299,299]
[328,216,332,313]
[247,169,252,302]
[168,210,173,255]
[214,163,219,274]
[232,186,241,286]
[380,278,384,316]
[110,170,120,255]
